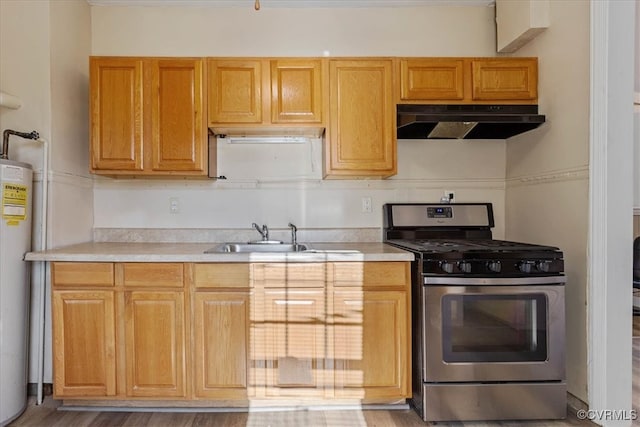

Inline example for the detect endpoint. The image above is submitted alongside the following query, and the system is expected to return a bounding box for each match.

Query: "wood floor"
[7,397,595,427]
[11,320,640,427]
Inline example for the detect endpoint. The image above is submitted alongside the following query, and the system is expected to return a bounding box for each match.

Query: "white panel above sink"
[216,136,323,181]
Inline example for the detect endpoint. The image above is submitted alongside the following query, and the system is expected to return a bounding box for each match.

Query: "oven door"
[423,277,565,383]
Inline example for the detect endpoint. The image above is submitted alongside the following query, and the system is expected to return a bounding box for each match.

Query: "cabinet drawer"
[253,263,327,288]
[193,263,250,288]
[52,262,114,287]
[122,263,184,288]
[333,262,409,288]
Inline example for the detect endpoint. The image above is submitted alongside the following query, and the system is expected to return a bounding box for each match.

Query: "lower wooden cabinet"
[261,288,327,397]
[333,290,408,399]
[51,261,410,403]
[52,290,116,397]
[52,262,186,400]
[124,291,186,397]
[193,291,250,398]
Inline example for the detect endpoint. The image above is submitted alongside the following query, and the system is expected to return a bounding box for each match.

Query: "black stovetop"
[386,238,560,255]
[383,203,564,276]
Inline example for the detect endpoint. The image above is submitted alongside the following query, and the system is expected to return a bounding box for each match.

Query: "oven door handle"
[423,276,566,286]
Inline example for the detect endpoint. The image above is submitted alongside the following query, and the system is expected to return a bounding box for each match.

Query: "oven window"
[441,294,547,363]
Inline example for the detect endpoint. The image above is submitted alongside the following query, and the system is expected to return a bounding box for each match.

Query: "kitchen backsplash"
[93,227,381,243]
[92,138,509,239]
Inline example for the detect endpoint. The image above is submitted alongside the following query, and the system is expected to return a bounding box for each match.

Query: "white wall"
[503,1,590,402]
[94,139,507,236]
[635,108,639,210]
[91,5,496,57]
[90,4,509,238]
[0,0,92,384]
[635,0,639,209]
[503,0,637,410]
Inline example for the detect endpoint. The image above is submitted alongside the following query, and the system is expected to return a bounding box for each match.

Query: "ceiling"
[86,0,494,7]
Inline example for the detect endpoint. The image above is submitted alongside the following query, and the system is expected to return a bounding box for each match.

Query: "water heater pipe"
[34,137,48,405]
[1,130,40,160]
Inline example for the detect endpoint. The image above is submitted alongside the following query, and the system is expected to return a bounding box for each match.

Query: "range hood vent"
[397,104,545,140]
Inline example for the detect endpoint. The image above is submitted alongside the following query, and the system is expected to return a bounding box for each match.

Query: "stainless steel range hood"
[397,104,545,139]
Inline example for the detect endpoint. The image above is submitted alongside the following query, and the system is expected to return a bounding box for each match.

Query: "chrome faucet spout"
[252,223,269,241]
[288,223,297,245]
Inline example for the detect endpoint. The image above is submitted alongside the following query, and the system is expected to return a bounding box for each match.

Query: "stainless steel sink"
[205,242,309,253]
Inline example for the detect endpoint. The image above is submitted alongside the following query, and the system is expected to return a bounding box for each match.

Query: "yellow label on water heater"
[2,183,28,225]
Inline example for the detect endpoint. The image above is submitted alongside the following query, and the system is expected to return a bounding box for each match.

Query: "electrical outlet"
[361,197,372,213]
[443,190,455,203]
[169,197,180,214]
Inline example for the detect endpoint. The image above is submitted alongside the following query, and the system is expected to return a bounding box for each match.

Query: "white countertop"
[24,242,414,263]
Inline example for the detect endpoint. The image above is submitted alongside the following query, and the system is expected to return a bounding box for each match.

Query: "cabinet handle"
[274,300,314,305]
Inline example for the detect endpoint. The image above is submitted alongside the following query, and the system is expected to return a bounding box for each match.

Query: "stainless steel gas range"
[383,203,566,422]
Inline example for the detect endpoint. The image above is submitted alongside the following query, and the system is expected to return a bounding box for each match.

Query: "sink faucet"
[252,223,269,241]
[288,223,298,245]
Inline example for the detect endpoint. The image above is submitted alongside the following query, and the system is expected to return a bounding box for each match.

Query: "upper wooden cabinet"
[271,60,323,124]
[400,58,465,101]
[399,57,538,104]
[208,59,263,124]
[89,56,541,180]
[90,57,208,177]
[207,58,325,133]
[325,59,396,178]
[471,59,538,101]
[90,58,144,172]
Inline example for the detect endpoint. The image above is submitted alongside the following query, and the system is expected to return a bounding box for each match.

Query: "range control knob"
[487,261,502,273]
[439,261,455,274]
[536,260,551,273]
[518,261,535,274]
[457,261,472,273]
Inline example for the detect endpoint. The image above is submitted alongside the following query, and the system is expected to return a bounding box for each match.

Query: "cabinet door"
[52,290,116,397]
[271,59,323,124]
[400,58,465,101]
[193,292,250,398]
[333,290,409,399]
[150,59,206,173]
[471,58,538,101]
[327,60,396,177]
[90,57,144,171]
[208,59,263,124]
[125,291,186,397]
[261,289,326,397]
